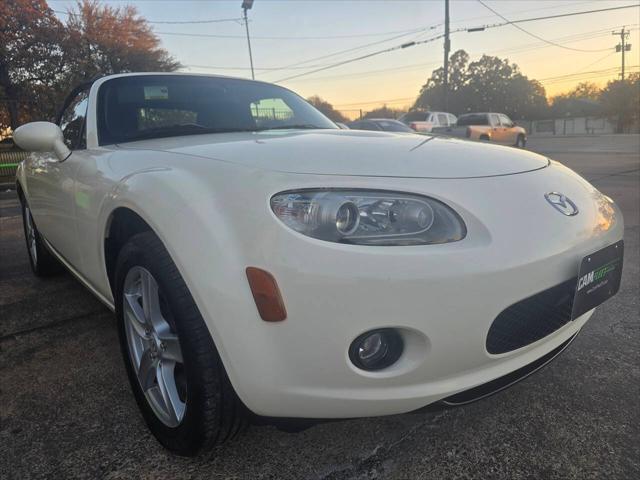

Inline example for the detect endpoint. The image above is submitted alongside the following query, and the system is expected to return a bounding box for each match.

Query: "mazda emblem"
[545,192,579,216]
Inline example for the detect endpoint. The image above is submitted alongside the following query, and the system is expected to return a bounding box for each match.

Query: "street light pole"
[443,0,450,111]
[242,0,255,80]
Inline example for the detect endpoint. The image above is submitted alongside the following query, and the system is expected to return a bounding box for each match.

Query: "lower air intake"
[486,278,577,354]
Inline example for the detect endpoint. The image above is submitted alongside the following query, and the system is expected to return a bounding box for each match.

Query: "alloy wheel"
[25,206,38,265]
[123,266,187,427]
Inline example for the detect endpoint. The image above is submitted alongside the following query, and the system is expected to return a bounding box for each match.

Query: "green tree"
[413,50,468,114]
[0,0,179,130]
[599,74,640,133]
[550,82,603,118]
[0,0,65,129]
[363,104,406,119]
[414,49,548,120]
[306,95,347,122]
[62,0,179,86]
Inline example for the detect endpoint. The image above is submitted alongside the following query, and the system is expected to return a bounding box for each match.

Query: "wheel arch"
[103,206,154,295]
[16,180,25,203]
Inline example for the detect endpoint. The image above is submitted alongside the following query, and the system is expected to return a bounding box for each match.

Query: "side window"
[499,114,514,127]
[489,114,500,127]
[428,113,438,125]
[437,113,448,126]
[354,121,379,131]
[250,98,294,128]
[59,91,89,150]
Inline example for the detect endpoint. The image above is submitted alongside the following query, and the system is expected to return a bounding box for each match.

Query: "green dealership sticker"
[75,191,90,209]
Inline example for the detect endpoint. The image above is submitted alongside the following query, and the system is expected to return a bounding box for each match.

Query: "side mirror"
[13,121,70,161]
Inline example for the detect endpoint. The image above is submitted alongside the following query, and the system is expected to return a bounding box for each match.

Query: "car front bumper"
[176,160,624,418]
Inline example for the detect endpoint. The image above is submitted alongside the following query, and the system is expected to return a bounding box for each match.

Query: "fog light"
[349,329,403,371]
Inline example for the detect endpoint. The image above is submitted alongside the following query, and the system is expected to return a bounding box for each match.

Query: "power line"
[473,4,639,30]
[156,26,431,40]
[274,61,442,83]
[184,25,636,76]
[273,5,638,83]
[476,0,612,52]
[261,27,440,77]
[539,65,639,85]
[274,33,452,83]
[449,0,598,26]
[576,51,618,73]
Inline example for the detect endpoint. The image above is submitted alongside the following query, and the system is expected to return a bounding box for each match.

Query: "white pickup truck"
[433,112,527,148]
[398,110,457,133]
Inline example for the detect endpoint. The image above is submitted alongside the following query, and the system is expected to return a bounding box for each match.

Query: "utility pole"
[443,0,450,111]
[242,0,255,80]
[612,27,631,81]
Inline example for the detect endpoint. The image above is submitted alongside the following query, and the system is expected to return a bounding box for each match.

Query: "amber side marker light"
[246,267,287,322]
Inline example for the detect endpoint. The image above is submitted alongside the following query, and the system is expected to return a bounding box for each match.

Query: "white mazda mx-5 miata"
[14,73,624,455]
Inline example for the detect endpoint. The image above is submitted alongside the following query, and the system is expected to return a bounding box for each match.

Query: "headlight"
[270,189,466,246]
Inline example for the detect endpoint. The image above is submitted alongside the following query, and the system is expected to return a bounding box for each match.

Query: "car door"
[488,114,506,143]
[498,114,517,144]
[25,89,90,266]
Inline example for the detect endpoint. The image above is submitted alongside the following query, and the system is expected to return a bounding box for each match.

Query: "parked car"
[398,110,457,132]
[14,73,624,456]
[335,122,349,129]
[434,112,527,148]
[347,118,414,133]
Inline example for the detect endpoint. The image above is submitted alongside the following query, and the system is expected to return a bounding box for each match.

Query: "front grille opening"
[486,278,576,354]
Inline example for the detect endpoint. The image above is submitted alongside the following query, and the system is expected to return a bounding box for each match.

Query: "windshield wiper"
[123,124,258,142]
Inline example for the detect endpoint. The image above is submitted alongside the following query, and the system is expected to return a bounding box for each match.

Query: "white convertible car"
[14,73,624,455]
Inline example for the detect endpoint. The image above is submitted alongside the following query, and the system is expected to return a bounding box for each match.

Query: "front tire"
[20,199,63,276]
[114,232,247,456]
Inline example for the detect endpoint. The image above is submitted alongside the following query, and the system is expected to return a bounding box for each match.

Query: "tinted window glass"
[59,91,89,149]
[97,75,336,145]
[349,121,379,131]
[375,120,413,132]
[456,114,489,126]
[401,111,427,122]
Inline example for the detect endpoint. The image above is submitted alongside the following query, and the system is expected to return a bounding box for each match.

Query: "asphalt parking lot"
[1,135,638,480]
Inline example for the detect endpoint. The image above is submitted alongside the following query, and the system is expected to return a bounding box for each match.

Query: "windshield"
[456,114,490,126]
[97,75,337,144]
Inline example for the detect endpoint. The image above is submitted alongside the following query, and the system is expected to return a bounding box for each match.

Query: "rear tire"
[20,199,63,277]
[516,134,526,148]
[479,134,490,142]
[114,232,248,456]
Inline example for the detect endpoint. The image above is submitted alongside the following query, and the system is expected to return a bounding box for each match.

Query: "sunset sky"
[50,0,640,116]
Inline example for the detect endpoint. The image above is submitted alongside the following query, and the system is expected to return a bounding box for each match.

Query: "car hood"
[118,129,549,178]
